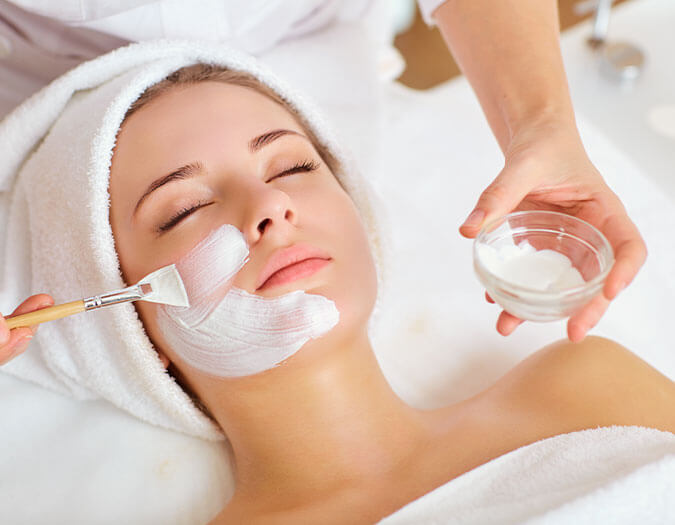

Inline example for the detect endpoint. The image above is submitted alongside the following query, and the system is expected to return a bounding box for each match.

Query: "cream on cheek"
[156,224,339,377]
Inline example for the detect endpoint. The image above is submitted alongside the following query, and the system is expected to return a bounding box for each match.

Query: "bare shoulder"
[481,336,675,435]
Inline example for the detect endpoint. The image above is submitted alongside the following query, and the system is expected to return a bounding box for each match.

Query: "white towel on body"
[0,39,388,440]
[378,425,675,524]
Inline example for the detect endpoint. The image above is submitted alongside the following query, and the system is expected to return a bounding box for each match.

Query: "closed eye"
[268,159,319,182]
[157,200,213,234]
[155,159,318,234]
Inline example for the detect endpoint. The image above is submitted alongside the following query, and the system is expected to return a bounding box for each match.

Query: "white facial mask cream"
[478,240,585,291]
[157,224,339,377]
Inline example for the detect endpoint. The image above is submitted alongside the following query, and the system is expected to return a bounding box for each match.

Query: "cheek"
[153,224,340,378]
[175,224,249,308]
[303,186,378,326]
[339,215,378,325]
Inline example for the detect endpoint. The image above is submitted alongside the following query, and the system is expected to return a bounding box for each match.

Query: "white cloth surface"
[0,371,234,524]
[0,38,387,441]
[1,71,673,522]
[7,0,371,43]
[378,426,675,524]
[0,0,401,118]
[0,0,129,118]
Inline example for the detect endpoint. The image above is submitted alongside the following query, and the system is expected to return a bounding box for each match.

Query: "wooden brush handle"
[5,300,85,330]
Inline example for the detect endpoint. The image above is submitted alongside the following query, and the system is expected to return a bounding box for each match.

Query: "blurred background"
[389,0,675,203]
[394,0,631,89]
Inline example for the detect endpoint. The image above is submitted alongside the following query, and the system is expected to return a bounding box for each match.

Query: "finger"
[567,293,610,343]
[485,291,495,304]
[604,238,647,300]
[0,316,8,345]
[8,294,55,335]
[10,293,55,317]
[496,310,524,336]
[459,163,539,238]
[597,213,647,300]
[0,328,34,365]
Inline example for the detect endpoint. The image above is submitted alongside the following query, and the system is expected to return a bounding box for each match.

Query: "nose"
[241,183,297,246]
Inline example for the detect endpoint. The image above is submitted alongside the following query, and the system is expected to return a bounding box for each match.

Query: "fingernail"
[463,209,485,229]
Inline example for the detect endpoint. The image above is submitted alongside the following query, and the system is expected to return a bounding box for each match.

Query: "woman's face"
[109,81,377,375]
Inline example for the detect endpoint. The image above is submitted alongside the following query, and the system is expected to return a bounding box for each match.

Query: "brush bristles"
[138,264,190,307]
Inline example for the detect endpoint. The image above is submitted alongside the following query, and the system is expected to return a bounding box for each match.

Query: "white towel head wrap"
[0,40,388,440]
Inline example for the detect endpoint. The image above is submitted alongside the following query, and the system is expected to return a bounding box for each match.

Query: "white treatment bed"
[1,1,673,523]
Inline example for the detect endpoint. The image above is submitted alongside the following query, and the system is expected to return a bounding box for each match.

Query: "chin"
[316,284,374,337]
[278,316,369,372]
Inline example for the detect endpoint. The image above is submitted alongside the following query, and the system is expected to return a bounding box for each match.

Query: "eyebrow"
[248,128,308,152]
[133,161,205,216]
[133,129,309,216]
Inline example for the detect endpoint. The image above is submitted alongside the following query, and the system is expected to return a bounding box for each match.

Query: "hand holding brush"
[0,294,54,365]
[0,264,188,366]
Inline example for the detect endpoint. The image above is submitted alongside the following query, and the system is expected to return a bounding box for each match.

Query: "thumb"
[459,164,537,238]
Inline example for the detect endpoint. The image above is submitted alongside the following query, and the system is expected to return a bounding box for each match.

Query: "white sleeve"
[4,0,369,55]
[417,0,448,26]
[4,0,157,23]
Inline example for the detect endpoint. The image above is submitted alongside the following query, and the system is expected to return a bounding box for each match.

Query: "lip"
[256,244,332,291]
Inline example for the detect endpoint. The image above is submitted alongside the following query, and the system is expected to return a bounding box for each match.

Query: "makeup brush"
[5,264,189,330]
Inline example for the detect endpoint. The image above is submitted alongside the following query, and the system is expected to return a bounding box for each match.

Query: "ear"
[156,350,171,369]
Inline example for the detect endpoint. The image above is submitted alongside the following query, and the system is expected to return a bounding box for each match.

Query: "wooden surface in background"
[394,0,631,89]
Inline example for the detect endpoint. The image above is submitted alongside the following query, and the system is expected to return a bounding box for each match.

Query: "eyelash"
[266,159,319,182]
[157,200,211,233]
[156,159,320,234]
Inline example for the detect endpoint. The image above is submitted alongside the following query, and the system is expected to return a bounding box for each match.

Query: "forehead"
[110,82,306,191]
[117,81,302,152]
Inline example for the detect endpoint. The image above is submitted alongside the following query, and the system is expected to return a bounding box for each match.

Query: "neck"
[203,331,431,500]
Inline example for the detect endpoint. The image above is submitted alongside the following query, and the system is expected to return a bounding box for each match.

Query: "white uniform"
[0,0,446,118]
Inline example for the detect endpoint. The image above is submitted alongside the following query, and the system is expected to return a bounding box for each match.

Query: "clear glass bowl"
[473,211,614,321]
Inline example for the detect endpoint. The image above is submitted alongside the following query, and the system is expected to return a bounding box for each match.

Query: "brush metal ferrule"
[83,285,145,311]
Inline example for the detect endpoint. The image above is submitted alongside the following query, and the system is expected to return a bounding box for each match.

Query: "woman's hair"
[121,63,341,421]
